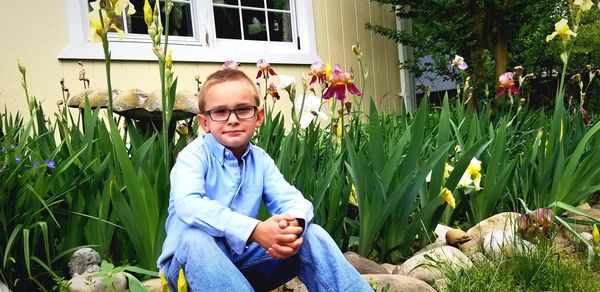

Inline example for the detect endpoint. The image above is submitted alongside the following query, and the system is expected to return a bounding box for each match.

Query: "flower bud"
[17,58,26,75]
[166,50,173,69]
[532,208,554,227]
[571,73,581,82]
[352,43,362,57]
[587,64,592,71]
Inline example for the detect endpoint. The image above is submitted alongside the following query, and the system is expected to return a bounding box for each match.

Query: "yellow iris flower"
[442,188,456,209]
[546,19,577,42]
[574,0,594,11]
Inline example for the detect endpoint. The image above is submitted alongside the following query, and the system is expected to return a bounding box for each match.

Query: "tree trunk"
[493,34,509,103]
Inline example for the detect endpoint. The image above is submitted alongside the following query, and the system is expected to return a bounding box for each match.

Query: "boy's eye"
[236,107,253,114]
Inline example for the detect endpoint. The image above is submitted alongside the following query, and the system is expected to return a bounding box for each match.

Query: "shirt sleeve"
[170,147,260,254]
[261,151,314,229]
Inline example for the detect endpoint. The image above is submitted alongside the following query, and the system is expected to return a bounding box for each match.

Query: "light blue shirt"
[157,133,314,268]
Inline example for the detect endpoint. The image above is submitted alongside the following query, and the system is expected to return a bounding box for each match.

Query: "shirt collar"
[204,133,253,165]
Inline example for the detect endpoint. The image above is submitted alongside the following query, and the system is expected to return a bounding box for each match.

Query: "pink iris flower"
[222,60,239,70]
[451,55,468,70]
[256,59,277,79]
[309,61,327,85]
[266,83,280,100]
[495,72,519,97]
[322,65,362,100]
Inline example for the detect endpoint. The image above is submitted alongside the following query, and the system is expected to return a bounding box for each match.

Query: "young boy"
[157,69,371,291]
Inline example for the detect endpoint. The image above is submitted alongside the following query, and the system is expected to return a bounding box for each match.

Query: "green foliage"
[440,245,600,291]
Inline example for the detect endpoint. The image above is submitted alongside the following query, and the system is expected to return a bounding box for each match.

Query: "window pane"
[267,0,290,10]
[242,9,267,41]
[268,12,291,42]
[214,7,242,39]
[213,0,239,5]
[159,1,194,36]
[240,0,264,8]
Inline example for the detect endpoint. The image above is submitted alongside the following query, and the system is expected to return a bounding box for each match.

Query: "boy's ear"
[198,114,210,133]
[255,106,265,128]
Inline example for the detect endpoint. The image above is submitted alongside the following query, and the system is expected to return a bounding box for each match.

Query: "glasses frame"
[203,105,258,122]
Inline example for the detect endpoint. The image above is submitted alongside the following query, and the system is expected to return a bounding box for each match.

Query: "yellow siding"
[0,0,401,119]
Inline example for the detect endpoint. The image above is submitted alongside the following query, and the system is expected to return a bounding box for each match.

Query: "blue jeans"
[162,224,371,291]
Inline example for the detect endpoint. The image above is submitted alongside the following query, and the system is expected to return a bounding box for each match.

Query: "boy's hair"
[198,69,260,112]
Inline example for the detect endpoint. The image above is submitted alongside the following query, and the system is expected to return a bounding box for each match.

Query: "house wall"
[0,1,401,120]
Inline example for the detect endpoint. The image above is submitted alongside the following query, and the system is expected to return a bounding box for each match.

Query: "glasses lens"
[210,109,230,121]
[235,106,256,119]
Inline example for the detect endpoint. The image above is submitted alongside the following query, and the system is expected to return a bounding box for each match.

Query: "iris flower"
[458,158,482,189]
[266,83,280,100]
[309,61,327,85]
[442,188,456,209]
[546,19,577,42]
[256,59,277,79]
[45,159,56,169]
[574,0,594,11]
[88,0,136,42]
[495,72,519,97]
[222,60,239,70]
[160,271,169,292]
[295,93,328,128]
[322,65,362,100]
[451,55,468,70]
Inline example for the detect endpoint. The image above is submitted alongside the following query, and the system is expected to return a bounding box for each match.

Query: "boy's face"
[198,80,264,157]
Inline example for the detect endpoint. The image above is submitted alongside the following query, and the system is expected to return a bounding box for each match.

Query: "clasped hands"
[249,214,304,259]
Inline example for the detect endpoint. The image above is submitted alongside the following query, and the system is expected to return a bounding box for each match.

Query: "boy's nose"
[226,111,240,123]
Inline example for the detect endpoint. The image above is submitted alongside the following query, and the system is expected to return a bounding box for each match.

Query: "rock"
[418,241,448,253]
[0,281,9,292]
[446,228,471,246]
[68,88,121,109]
[68,272,127,292]
[434,224,453,243]
[344,251,389,274]
[362,274,436,292]
[467,212,520,245]
[68,248,101,277]
[577,203,592,211]
[142,278,163,292]
[482,230,534,258]
[564,208,600,233]
[580,232,593,242]
[282,277,307,292]
[381,263,400,274]
[397,246,472,285]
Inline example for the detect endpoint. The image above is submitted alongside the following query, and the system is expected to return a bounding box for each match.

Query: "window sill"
[58,40,320,65]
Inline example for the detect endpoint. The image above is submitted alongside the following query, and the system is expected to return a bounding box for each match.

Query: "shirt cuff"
[224,212,260,255]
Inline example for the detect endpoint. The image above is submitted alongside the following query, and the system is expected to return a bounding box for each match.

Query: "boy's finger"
[275,233,297,244]
[270,244,295,258]
[278,219,288,228]
[279,226,303,235]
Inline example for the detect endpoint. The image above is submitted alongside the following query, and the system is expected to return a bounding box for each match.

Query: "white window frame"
[59,0,318,64]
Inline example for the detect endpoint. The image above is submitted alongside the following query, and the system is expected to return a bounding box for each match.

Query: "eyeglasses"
[203,105,258,122]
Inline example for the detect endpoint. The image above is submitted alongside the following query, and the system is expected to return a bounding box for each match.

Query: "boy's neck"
[229,143,249,163]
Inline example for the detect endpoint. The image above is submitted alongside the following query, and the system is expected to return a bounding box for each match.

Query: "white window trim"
[59,0,319,64]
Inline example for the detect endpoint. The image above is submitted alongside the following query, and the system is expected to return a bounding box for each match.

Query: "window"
[60,0,318,64]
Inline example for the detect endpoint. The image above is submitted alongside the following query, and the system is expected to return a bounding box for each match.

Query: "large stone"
[434,224,453,243]
[381,263,400,274]
[362,274,436,292]
[344,251,389,274]
[142,278,163,292]
[68,272,127,292]
[467,212,520,245]
[482,230,534,258]
[397,246,472,285]
[68,248,101,277]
